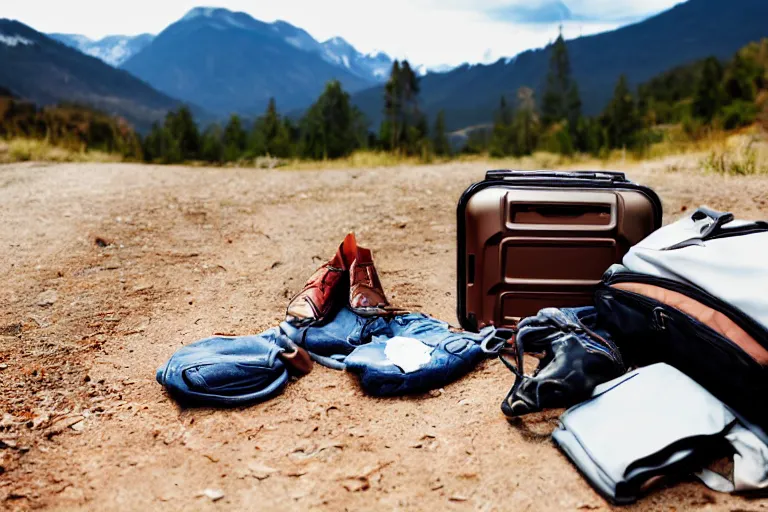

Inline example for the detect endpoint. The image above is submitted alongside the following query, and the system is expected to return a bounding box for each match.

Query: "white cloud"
[2,0,681,67]
[567,0,683,19]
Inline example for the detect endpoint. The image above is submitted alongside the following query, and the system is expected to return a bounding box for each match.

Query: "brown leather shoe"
[343,235,394,316]
[285,234,355,326]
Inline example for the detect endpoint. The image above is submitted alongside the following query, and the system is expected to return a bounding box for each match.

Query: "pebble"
[247,462,278,480]
[200,489,225,501]
[36,289,58,307]
[1,439,17,449]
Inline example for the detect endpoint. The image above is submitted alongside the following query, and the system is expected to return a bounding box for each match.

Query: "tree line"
[640,39,768,133]
[141,60,452,164]
[142,34,768,164]
[476,35,768,159]
[2,37,767,163]
[142,80,368,164]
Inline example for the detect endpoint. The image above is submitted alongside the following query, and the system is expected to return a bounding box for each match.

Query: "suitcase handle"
[485,169,627,182]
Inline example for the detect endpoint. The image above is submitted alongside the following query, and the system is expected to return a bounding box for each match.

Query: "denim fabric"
[156,329,289,407]
[157,308,497,405]
[281,307,391,369]
[344,315,496,396]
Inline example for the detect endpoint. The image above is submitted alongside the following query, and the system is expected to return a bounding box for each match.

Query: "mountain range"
[0,19,184,131]
[267,22,393,83]
[119,7,392,115]
[49,15,394,85]
[351,0,768,131]
[49,33,155,67]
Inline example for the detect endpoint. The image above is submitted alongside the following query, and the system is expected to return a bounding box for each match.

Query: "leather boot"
[343,235,394,316]
[285,234,356,326]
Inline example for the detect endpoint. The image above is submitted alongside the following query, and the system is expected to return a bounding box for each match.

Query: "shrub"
[719,100,758,130]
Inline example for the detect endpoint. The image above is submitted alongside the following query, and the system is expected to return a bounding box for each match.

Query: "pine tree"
[512,87,541,156]
[300,80,364,160]
[381,60,426,155]
[566,82,582,130]
[724,51,759,103]
[400,60,424,155]
[142,123,163,162]
[432,110,451,156]
[258,98,292,157]
[409,111,429,158]
[222,114,247,162]
[200,124,224,163]
[164,106,200,161]
[693,57,725,122]
[401,60,420,107]
[247,118,267,157]
[490,96,513,157]
[383,61,403,151]
[603,74,640,149]
[541,30,581,130]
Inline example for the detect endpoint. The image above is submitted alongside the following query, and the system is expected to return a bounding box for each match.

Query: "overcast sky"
[2,0,683,67]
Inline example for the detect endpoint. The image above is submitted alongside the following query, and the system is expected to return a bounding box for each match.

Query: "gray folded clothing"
[552,363,768,504]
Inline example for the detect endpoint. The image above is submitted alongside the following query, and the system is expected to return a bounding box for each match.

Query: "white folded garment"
[553,363,768,504]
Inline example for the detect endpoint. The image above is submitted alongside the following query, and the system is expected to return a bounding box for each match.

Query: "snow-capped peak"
[48,33,154,67]
[182,6,217,21]
[179,7,255,30]
[413,62,457,76]
[365,50,390,60]
[0,33,34,47]
[325,36,351,48]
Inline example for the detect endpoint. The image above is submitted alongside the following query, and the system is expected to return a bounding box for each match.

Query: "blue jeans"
[283,308,497,396]
[156,329,289,407]
[157,308,497,405]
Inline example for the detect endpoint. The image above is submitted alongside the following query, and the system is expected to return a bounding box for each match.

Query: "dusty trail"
[1,159,767,511]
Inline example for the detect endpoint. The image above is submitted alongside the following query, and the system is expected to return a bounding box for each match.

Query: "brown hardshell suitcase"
[457,170,662,331]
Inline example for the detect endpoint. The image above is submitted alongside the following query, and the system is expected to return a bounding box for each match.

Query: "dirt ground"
[1,158,768,512]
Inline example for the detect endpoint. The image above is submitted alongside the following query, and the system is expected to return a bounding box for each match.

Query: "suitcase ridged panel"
[457,171,661,331]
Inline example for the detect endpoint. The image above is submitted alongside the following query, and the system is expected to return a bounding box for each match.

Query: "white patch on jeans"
[384,336,432,373]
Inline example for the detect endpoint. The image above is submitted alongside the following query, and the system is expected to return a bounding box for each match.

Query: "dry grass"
[280,150,428,170]
[700,133,768,175]
[0,138,120,164]
[4,127,768,174]
[281,150,596,171]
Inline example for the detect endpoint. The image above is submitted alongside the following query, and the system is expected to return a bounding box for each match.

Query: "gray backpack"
[594,207,768,432]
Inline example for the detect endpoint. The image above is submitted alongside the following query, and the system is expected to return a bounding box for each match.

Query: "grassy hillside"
[0,19,186,131]
[0,88,143,160]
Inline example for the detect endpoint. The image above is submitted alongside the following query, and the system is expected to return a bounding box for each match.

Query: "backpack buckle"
[652,307,669,332]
